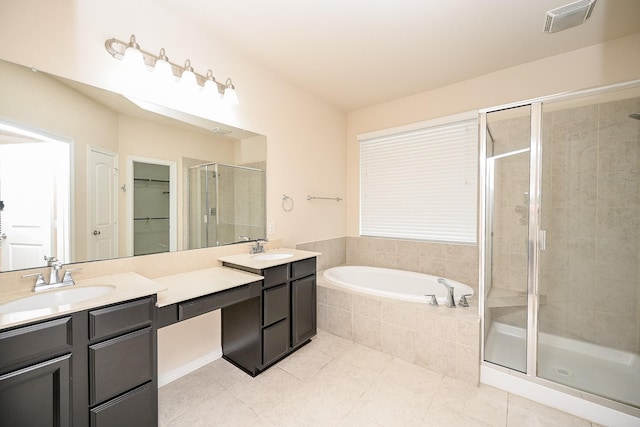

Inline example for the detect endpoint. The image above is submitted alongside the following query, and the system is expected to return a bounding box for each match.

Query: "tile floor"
[159,330,603,427]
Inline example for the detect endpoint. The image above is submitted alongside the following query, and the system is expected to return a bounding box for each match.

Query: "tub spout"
[437,278,456,308]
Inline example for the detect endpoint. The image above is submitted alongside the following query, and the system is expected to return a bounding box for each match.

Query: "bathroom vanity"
[0,293,160,426]
[219,251,318,373]
[0,248,318,425]
[156,249,319,376]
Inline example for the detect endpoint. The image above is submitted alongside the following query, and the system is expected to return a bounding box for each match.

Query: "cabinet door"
[291,275,316,348]
[0,354,71,426]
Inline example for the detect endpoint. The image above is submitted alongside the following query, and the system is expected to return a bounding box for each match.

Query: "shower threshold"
[485,322,640,408]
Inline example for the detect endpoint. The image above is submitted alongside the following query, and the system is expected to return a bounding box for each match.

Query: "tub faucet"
[437,278,456,308]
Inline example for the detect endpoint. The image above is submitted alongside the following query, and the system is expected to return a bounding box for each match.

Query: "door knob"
[0,233,6,240]
[93,230,101,236]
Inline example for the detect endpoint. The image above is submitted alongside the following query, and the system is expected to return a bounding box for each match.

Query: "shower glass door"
[537,89,640,408]
[483,105,532,373]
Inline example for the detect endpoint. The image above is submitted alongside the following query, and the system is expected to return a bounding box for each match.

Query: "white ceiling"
[156,0,640,111]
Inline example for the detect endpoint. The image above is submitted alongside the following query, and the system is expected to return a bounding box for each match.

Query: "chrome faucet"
[250,239,268,254]
[437,278,456,308]
[22,256,82,292]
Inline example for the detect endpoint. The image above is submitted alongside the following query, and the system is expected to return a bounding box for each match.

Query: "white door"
[88,148,118,260]
[0,144,55,270]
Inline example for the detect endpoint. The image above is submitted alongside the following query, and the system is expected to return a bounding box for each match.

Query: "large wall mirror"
[0,58,266,272]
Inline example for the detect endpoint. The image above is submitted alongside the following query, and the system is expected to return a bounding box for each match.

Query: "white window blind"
[360,117,478,244]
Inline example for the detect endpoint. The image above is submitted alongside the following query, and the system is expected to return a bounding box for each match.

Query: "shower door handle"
[540,230,546,251]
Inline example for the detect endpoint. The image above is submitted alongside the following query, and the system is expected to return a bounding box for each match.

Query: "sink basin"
[251,253,294,261]
[0,285,116,314]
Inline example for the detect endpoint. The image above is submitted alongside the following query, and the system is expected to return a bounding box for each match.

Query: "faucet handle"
[22,272,47,287]
[425,294,438,307]
[44,255,58,265]
[62,267,83,284]
[459,294,472,307]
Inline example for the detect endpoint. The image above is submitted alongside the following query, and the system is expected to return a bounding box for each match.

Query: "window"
[359,113,478,244]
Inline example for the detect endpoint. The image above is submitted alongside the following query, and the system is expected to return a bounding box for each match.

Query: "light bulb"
[152,48,174,82]
[122,35,144,69]
[203,70,222,99]
[223,78,239,105]
[180,59,198,90]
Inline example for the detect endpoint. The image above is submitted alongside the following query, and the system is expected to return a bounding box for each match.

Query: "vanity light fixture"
[223,78,239,105]
[105,34,238,104]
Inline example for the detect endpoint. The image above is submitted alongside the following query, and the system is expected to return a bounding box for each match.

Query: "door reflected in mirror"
[0,58,266,273]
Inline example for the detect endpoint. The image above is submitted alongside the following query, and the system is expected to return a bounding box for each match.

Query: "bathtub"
[323,265,474,305]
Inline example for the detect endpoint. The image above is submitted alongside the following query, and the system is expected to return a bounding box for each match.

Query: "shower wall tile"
[598,97,640,139]
[539,96,640,353]
[598,134,640,173]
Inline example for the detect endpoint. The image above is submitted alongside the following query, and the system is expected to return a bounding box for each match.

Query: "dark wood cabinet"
[221,256,317,375]
[0,353,72,426]
[291,274,317,347]
[87,296,157,427]
[0,295,157,427]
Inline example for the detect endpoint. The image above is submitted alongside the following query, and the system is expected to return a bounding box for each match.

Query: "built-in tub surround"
[297,236,479,294]
[317,273,480,385]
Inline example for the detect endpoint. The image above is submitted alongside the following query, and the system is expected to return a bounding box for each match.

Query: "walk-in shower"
[480,82,640,423]
[187,162,265,248]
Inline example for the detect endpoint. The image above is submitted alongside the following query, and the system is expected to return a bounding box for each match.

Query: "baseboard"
[158,349,223,387]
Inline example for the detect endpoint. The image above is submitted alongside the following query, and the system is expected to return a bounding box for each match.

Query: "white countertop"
[218,248,320,270]
[0,272,166,330]
[155,267,263,307]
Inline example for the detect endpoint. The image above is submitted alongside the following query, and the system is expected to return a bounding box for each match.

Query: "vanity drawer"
[263,283,289,326]
[89,327,153,405]
[179,281,261,321]
[291,258,316,280]
[262,319,289,366]
[89,297,154,341]
[0,316,72,368]
[90,382,155,427]
[263,264,288,288]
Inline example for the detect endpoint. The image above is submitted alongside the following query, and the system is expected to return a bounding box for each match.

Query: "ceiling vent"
[543,0,597,33]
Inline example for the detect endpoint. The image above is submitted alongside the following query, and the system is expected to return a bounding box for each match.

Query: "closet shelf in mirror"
[134,178,170,183]
[134,217,170,221]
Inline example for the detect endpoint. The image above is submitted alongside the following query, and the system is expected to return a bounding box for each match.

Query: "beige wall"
[0,59,120,261]
[346,32,640,236]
